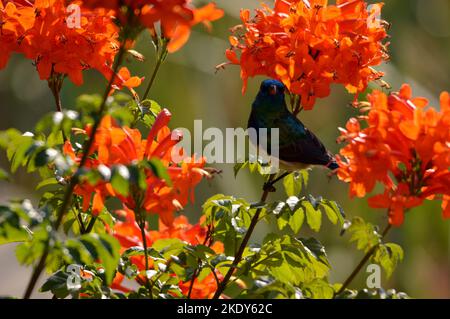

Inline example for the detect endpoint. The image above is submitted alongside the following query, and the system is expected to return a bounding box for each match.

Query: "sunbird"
[248,79,339,174]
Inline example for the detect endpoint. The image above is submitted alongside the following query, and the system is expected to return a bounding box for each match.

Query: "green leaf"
[233,162,247,178]
[277,213,290,231]
[147,159,172,186]
[8,134,34,173]
[283,172,307,197]
[34,148,58,167]
[289,207,304,234]
[15,224,63,273]
[320,200,345,226]
[0,206,29,245]
[373,243,404,278]
[36,178,59,190]
[136,100,162,127]
[283,173,301,197]
[303,201,321,232]
[259,235,330,287]
[302,279,334,299]
[111,165,130,196]
[347,217,381,252]
[65,234,120,285]
[40,270,71,298]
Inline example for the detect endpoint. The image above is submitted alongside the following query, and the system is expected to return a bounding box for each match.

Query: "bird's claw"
[263,182,276,193]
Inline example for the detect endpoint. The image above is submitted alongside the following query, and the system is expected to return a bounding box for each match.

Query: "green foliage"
[233,157,274,178]
[233,234,333,299]
[41,265,117,299]
[0,200,46,245]
[203,194,253,256]
[345,217,381,252]
[283,170,309,197]
[269,195,345,234]
[64,233,121,285]
[343,217,404,278]
[373,243,404,278]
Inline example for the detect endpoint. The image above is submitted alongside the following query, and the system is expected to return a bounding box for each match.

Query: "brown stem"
[22,44,127,300]
[212,175,281,299]
[48,74,67,141]
[336,222,392,296]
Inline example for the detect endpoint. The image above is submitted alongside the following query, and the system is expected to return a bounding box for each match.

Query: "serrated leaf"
[373,243,404,278]
[347,217,381,252]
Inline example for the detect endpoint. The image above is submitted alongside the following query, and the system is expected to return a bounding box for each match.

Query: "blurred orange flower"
[82,0,224,53]
[337,84,450,226]
[226,0,389,109]
[64,109,209,225]
[112,210,223,299]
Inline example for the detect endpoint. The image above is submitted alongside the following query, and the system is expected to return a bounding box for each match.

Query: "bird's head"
[253,79,288,113]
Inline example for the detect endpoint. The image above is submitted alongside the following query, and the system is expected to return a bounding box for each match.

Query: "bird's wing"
[275,116,335,166]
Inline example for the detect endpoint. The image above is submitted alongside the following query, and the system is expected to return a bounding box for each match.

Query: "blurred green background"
[0,0,449,298]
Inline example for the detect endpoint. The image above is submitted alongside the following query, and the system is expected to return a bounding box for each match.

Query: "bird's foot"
[263,182,277,193]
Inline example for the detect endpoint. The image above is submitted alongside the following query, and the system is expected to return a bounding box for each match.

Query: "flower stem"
[335,222,392,296]
[22,44,127,300]
[136,209,153,299]
[48,74,67,141]
[212,174,285,299]
[142,40,168,100]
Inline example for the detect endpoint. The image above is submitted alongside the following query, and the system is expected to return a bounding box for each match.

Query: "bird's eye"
[269,84,277,95]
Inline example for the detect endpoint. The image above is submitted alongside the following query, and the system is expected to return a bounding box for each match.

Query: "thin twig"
[142,40,168,100]
[212,174,284,299]
[187,225,213,299]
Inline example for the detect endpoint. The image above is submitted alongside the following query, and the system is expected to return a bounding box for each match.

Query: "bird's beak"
[269,85,277,95]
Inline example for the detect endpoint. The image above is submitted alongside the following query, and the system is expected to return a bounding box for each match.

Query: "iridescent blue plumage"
[248,79,338,171]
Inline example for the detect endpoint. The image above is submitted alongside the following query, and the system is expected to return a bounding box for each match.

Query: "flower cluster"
[111,210,223,299]
[337,84,450,226]
[82,0,224,53]
[64,109,209,226]
[0,0,134,86]
[226,0,389,109]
